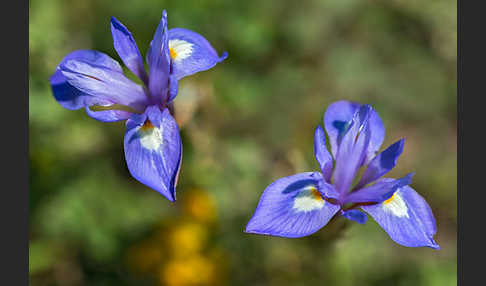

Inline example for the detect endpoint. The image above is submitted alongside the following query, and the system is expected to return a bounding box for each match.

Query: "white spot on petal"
[138,121,163,150]
[293,187,325,212]
[169,39,193,62]
[382,191,409,218]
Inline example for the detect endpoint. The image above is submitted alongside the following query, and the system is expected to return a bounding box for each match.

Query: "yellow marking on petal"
[169,47,177,60]
[169,39,194,62]
[140,119,155,131]
[311,187,323,201]
[383,193,396,204]
[382,191,409,218]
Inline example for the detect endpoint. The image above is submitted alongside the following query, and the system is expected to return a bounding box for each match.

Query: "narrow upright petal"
[168,28,227,80]
[124,106,182,201]
[361,185,439,249]
[59,59,148,112]
[111,17,149,85]
[356,139,405,188]
[314,125,333,182]
[245,172,340,238]
[146,11,170,103]
[343,174,414,204]
[166,74,179,103]
[332,105,372,195]
[324,101,385,164]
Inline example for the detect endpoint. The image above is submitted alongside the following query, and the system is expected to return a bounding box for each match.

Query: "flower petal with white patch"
[361,185,439,249]
[124,106,182,202]
[245,172,340,238]
[168,28,227,80]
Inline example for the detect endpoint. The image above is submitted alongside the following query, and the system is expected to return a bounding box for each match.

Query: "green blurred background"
[29,0,457,285]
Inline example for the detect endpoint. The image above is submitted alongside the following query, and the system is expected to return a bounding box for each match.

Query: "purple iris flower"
[50,11,227,202]
[245,101,439,249]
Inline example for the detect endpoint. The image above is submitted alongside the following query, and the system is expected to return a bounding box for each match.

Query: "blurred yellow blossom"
[168,222,208,258]
[125,189,224,285]
[161,255,217,286]
[183,189,217,223]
